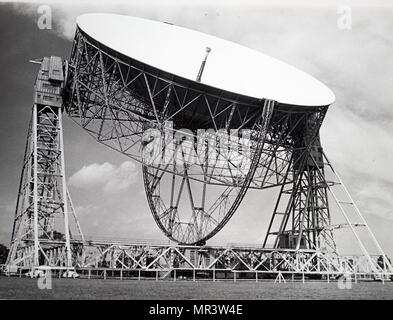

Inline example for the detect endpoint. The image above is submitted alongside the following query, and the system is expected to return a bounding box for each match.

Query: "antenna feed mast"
[196,46,211,83]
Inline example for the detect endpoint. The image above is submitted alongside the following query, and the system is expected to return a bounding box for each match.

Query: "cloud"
[356,182,393,220]
[7,0,393,7]
[322,107,393,183]
[68,161,138,192]
[320,106,393,224]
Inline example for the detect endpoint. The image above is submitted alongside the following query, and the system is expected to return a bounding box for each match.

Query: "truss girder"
[68,241,392,277]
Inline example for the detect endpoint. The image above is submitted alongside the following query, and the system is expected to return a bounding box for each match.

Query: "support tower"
[6,57,82,272]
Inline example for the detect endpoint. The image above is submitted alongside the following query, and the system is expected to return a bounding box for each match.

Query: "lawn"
[1,277,392,299]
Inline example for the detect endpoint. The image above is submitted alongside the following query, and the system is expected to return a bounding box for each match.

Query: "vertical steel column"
[58,109,72,268]
[33,104,39,267]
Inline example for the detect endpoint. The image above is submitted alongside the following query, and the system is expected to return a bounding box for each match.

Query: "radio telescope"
[7,13,392,278]
[65,13,334,246]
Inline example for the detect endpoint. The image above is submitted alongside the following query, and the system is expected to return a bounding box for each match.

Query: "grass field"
[1,277,393,299]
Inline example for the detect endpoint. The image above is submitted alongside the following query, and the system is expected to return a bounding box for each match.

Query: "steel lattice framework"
[81,242,385,276]
[64,28,331,246]
[6,57,83,271]
[264,137,336,253]
[4,24,393,280]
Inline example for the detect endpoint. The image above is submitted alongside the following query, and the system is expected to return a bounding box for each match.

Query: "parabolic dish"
[76,13,335,108]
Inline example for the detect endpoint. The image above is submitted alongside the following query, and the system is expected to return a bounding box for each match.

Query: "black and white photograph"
[0,0,392,306]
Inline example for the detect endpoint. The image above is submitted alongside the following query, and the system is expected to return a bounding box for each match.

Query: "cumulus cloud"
[68,161,138,192]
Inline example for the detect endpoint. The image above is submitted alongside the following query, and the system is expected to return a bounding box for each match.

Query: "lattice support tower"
[6,57,83,271]
[264,136,335,253]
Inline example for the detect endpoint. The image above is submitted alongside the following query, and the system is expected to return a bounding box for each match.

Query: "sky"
[0,0,392,257]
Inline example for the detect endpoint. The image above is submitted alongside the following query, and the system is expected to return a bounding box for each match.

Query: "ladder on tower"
[319,151,393,275]
[263,147,393,277]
